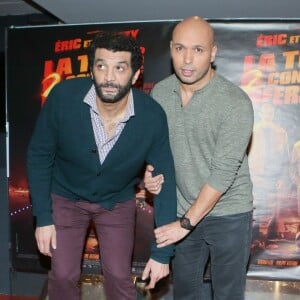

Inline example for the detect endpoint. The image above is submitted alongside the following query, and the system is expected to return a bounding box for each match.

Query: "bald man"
[144,16,254,299]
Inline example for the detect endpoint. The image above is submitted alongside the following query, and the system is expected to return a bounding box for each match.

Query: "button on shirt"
[84,85,135,164]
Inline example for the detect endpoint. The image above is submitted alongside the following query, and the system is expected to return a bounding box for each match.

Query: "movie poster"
[6,20,300,279]
[212,22,300,279]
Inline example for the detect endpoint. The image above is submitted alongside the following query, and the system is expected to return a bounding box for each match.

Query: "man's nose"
[104,67,115,81]
[183,49,193,64]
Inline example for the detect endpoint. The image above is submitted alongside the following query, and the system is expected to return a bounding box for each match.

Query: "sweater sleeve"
[206,95,254,193]
[27,85,60,226]
[146,108,177,263]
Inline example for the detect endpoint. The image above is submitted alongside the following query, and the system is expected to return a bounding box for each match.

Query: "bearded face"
[93,75,134,104]
[91,48,139,104]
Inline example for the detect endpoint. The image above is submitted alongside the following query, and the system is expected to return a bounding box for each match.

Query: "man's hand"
[144,165,164,195]
[142,258,169,289]
[154,220,190,248]
[35,225,56,257]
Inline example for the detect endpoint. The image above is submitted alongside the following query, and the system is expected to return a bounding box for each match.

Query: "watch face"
[181,218,189,227]
[180,216,194,230]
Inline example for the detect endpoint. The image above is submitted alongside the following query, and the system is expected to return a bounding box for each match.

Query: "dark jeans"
[48,194,137,300]
[172,211,253,300]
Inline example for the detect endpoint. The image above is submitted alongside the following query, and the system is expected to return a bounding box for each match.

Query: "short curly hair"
[89,31,143,73]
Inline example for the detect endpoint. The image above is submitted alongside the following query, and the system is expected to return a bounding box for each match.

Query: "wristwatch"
[179,214,195,230]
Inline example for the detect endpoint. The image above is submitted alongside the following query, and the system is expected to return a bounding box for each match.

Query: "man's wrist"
[179,214,195,230]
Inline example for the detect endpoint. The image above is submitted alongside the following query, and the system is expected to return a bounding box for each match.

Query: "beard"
[94,76,133,104]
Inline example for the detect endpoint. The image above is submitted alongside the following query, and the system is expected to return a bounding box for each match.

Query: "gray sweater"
[151,73,254,217]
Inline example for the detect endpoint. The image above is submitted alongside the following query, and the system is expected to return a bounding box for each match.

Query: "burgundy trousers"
[48,194,137,300]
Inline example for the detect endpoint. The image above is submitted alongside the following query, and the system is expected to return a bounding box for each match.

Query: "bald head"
[170,16,217,89]
[172,16,215,47]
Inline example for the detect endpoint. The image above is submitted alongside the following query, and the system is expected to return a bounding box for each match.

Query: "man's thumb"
[145,164,154,176]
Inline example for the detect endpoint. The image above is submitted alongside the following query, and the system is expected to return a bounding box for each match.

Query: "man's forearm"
[183,183,222,226]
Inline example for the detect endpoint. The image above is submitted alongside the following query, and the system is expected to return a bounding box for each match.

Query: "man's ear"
[211,44,218,63]
[132,69,141,84]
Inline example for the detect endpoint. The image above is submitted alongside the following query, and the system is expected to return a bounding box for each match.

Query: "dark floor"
[245,279,300,300]
[78,277,300,300]
[34,276,300,299]
[1,275,299,299]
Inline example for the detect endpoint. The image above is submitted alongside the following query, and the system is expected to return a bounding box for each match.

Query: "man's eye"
[176,46,183,52]
[116,66,125,72]
[195,47,203,53]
